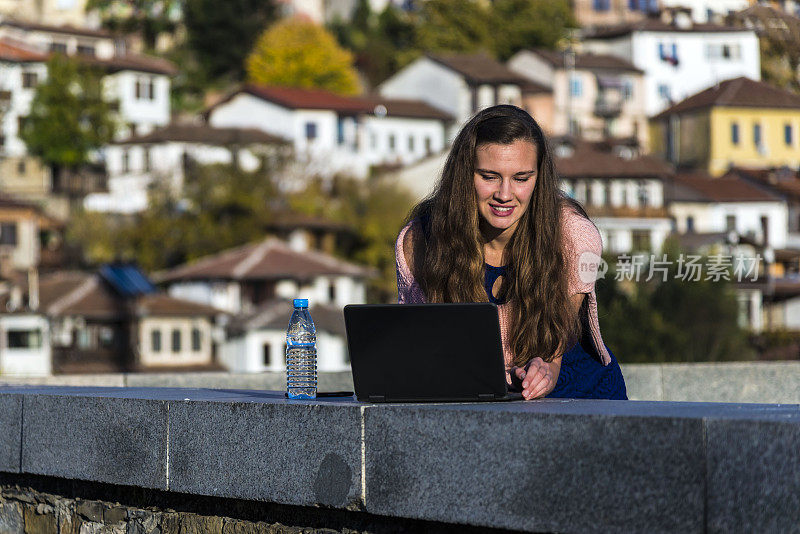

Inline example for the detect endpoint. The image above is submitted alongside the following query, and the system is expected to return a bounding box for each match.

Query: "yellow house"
[650,77,800,176]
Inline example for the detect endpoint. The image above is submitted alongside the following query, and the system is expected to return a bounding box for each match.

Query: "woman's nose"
[494,179,513,201]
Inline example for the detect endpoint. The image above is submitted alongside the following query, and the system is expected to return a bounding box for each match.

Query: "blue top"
[293,298,309,308]
[484,263,507,305]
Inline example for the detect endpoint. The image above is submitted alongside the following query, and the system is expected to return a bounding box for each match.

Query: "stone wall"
[2,361,800,403]
[1,386,798,533]
[0,482,355,534]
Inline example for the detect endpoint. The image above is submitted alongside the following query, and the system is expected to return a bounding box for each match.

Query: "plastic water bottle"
[286,298,317,399]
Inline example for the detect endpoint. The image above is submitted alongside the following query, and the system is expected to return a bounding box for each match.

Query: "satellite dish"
[374,105,387,117]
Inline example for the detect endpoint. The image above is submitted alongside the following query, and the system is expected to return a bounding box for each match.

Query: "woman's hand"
[513,357,561,400]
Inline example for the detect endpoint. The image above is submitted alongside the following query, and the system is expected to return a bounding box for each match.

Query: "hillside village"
[0,0,799,375]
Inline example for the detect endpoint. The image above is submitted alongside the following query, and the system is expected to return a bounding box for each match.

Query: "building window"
[98,327,114,348]
[49,42,67,53]
[686,216,695,232]
[121,149,130,173]
[305,122,317,141]
[76,45,95,56]
[151,330,162,352]
[637,181,649,207]
[657,84,671,101]
[263,343,271,366]
[584,182,592,205]
[785,123,793,146]
[17,160,26,175]
[76,328,92,349]
[753,123,762,147]
[329,281,336,302]
[191,328,201,351]
[7,329,42,349]
[593,0,610,11]
[620,186,628,207]
[336,118,345,145]
[602,184,611,206]
[143,147,151,172]
[135,77,155,100]
[622,81,633,100]
[570,75,582,97]
[389,134,396,151]
[408,135,415,152]
[731,122,739,145]
[425,137,432,154]
[0,223,17,246]
[22,71,38,89]
[726,215,736,232]
[171,329,181,352]
[631,230,651,252]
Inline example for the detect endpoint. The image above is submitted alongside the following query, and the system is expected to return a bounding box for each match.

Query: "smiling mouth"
[489,205,515,216]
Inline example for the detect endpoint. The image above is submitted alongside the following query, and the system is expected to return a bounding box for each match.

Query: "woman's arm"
[516,292,585,400]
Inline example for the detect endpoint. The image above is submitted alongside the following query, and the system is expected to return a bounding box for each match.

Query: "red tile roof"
[653,77,800,118]
[0,38,46,62]
[240,84,374,113]
[0,19,114,39]
[554,139,673,178]
[527,48,643,73]
[669,170,783,202]
[726,167,800,201]
[38,271,224,318]
[427,52,530,85]
[115,123,289,145]
[209,84,453,120]
[81,53,177,76]
[156,238,375,283]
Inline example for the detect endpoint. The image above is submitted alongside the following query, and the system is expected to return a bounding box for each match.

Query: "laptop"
[344,303,523,402]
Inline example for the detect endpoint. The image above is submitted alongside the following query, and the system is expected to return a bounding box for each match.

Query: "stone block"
[75,501,103,523]
[618,364,662,401]
[0,394,22,472]
[22,503,57,534]
[0,499,23,534]
[706,416,800,534]
[21,395,168,489]
[179,513,224,534]
[364,400,706,534]
[661,361,800,403]
[102,505,127,525]
[168,398,362,509]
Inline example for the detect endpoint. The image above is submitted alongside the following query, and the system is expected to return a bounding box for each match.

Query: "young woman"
[395,105,626,400]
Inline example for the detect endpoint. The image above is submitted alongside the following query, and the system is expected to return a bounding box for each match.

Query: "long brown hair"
[406,105,581,366]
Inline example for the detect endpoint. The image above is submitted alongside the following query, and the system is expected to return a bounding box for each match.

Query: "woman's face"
[473,139,538,237]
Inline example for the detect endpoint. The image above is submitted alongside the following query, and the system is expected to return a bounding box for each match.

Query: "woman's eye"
[514,176,531,182]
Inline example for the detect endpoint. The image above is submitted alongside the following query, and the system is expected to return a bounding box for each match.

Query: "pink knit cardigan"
[395,208,612,368]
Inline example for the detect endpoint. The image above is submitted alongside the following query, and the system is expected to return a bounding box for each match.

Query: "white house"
[86,123,290,214]
[379,52,533,136]
[0,38,48,160]
[508,48,648,146]
[207,84,452,179]
[157,236,374,373]
[156,237,374,315]
[555,137,675,254]
[581,16,760,115]
[0,0,94,28]
[668,170,788,250]
[0,312,50,375]
[220,299,349,373]
[0,21,175,142]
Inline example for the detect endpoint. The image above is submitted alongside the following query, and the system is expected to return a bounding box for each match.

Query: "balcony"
[594,96,623,118]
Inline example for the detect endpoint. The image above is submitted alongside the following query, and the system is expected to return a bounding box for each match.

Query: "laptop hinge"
[368,395,385,402]
[478,393,496,400]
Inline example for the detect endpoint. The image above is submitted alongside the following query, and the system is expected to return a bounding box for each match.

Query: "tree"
[415,0,492,54]
[489,0,576,60]
[595,242,755,363]
[287,175,415,301]
[86,0,180,51]
[246,18,360,95]
[183,0,279,81]
[20,54,116,175]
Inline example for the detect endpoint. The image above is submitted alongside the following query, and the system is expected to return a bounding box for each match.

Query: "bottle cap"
[293,298,309,308]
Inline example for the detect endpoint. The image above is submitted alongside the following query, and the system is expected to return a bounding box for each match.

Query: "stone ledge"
[0,386,798,533]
